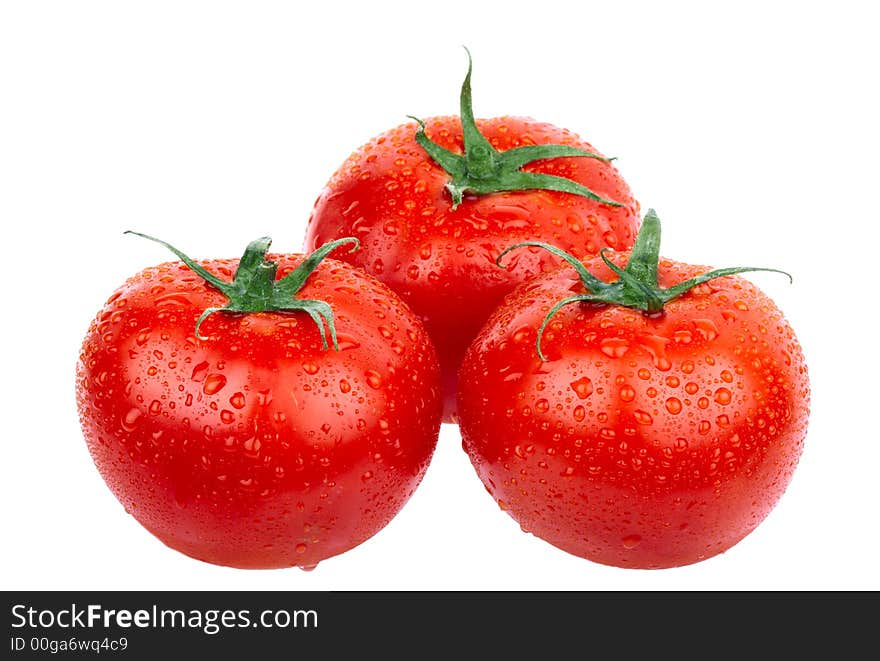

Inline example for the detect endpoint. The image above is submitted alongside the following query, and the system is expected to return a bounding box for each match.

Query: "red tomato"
[76,235,442,569]
[457,211,809,568]
[305,52,640,421]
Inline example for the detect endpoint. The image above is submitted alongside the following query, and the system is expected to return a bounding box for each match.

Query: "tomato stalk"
[125,232,360,348]
[497,209,791,361]
[409,47,624,210]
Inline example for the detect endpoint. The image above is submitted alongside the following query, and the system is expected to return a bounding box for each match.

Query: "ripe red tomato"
[457,211,810,569]
[304,52,640,421]
[76,235,442,569]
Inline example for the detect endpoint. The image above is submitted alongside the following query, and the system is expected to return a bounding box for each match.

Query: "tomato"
[304,50,640,422]
[75,234,442,569]
[456,210,810,569]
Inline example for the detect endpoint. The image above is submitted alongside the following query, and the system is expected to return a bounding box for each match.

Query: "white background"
[2,1,877,591]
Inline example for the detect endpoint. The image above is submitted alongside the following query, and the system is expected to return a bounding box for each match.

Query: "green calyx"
[496,209,792,361]
[409,47,624,210]
[126,232,360,348]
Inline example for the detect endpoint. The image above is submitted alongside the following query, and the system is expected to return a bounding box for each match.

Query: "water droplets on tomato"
[202,373,227,395]
[622,534,642,550]
[122,407,142,431]
[634,410,653,425]
[570,377,594,399]
[191,361,209,382]
[600,337,629,358]
[365,370,383,389]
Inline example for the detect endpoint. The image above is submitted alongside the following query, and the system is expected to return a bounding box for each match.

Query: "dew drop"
[202,373,227,395]
[302,362,319,375]
[191,361,209,382]
[694,319,719,342]
[619,385,636,402]
[570,377,594,399]
[122,407,142,431]
[714,388,732,405]
[335,334,361,351]
[665,397,683,414]
[622,534,642,550]
[295,543,308,555]
[339,379,351,394]
[365,370,383,389]
[634,409,653,425]
[600,337,629,358]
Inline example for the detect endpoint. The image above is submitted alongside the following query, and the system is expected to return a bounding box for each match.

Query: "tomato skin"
[305,116,640,421]
[457,252,810,569]
[76,254,442,569]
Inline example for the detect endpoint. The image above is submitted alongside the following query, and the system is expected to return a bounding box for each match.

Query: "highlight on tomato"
[305,48,640,422]
[75,233,443,569]
[456,210,810,569]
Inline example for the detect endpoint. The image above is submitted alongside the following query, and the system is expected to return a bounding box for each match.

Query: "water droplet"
[638,334,671,370]
[600,337,629,358]
[685,382,699,395]
[335,334,361,351]
[202,373,227,395]
[361,470,373,482]
[365,370,383,389]
[122,407,142,431]
[302,362,319,375]
[714,388,732,405]
[698,420,711,434]
[665,397,682,414]
[573,405,586,422]
[535,398,550,413]
[191,361,209,382]
[220,410,235,424]
[295,543,308,555]
[694,319,719,342]
[570,377,594,399]
[622,534,642,549]
[619,385,636,402]
[229,392,246,409]
[512,327,532,343]
[681,360,695,374]
[665,375,680,388]
[634,409,653,425]
[135,329,151,346]
[148,400,162,415]
[339,379,351,394]
[674,329,693,344]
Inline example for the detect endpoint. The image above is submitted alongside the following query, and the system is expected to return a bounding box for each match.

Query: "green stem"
[410,47,624,210]
[126,232,360,348]
[497,209,791,360]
